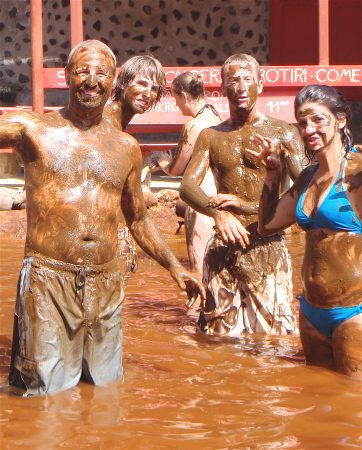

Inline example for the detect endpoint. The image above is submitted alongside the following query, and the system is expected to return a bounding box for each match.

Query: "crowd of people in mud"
[0,39,360,396]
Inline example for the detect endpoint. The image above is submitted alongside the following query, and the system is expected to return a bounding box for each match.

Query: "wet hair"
[113,55,166,106]
[66,39,116,74]
[221,53,261,91]
[171,71,205,100]
[295,84,353,161]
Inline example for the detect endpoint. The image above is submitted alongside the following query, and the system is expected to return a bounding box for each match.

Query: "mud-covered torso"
[208,116,301,227]
[303,230,362,307]
[21,111,135,264]
[300,151,362,307]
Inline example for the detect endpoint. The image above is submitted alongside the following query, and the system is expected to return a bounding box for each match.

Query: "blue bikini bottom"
[297,295,362,338]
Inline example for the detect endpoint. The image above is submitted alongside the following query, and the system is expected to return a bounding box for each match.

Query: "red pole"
[30,0,44,113]
[318,0,329,65]
[70,0,84,48]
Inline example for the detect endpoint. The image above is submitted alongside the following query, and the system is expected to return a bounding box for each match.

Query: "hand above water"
[170,266,206,309]
[246,134,282,172]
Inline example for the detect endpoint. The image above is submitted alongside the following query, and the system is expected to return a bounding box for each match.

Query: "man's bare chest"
[30,126,128,187]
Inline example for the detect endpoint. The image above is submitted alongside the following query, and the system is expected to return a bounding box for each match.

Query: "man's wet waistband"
[23,254,120,275]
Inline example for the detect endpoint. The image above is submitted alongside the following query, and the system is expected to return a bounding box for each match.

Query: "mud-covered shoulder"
[117,129,141,153]
[288,164,315,198]
[0,110,49,150]
[103,101,122,128]
[1,109,44,125]
[351,144,362,154]
[264,115,299,139]
[346,146,362,168]
[345,148,362,191]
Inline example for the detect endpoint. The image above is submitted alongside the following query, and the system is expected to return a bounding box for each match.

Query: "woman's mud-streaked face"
[296,102,340,153]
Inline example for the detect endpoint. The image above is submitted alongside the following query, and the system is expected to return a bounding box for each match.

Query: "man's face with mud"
[222,59,263,114]
[121,74,160,114]
[67,49,115,110]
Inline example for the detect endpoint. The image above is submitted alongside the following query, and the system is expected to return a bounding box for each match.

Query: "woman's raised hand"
[246,134,282,171]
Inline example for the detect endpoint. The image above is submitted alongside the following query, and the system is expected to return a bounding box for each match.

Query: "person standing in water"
[104,55,166,280]
[180,53,304,334]
[249,84,361,377]
[0,40,204,396]
[142,72,222,272]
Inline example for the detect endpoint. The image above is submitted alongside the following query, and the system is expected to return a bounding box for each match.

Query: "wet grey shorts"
[9,255,125,396]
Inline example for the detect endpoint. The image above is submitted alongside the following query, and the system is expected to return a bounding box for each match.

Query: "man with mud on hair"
[180,53,304,336]
[103,55,167,279]
[0,40,204,396]
[104,54,166,131]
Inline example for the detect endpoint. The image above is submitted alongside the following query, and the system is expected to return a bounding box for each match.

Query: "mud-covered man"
[0,40,203,396]
[104,54,166,131]
[180,53,304,336]
[103,55,166,278]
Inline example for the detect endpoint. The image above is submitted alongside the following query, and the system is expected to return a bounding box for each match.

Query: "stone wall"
[0,0,270,106]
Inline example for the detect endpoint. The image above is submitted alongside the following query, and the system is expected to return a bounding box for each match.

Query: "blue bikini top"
[295,148,362,234]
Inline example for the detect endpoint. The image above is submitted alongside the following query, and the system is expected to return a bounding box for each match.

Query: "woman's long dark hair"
[295,84,353,162]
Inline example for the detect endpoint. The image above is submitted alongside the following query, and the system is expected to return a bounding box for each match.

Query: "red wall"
[270,0,362,65]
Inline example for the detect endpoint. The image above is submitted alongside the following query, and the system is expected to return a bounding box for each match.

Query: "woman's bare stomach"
[302,229,362,308]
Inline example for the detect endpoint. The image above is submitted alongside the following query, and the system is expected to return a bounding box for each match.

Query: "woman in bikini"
[248,84,361,377]
[142,72,222,272]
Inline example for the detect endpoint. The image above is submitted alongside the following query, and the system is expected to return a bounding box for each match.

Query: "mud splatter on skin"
[223,61,260,121]
[302,176,334,218]
[303,229,362,306]
[345,167,362,192]
[296,106,338,151]
[297,109,332,129]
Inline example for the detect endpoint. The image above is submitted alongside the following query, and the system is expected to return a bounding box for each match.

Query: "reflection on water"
[0,234,361,450]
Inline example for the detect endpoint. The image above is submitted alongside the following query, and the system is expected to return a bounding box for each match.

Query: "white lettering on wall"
[57,70,66,86]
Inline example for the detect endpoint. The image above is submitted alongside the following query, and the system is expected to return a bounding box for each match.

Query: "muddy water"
[0,234,360,450]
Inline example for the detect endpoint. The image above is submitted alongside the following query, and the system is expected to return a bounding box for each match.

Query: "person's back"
[150,72,222,272]
[183,105,221,272]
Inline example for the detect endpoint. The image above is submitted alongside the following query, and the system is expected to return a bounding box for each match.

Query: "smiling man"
[103,55,167,275]
[104,55,166,131]
[0,40,203,396]
[180,53,304,336]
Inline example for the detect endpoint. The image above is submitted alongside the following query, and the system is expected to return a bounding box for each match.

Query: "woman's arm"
[158,121,203,176]
[345,149,362,221]
[247,134,305,236]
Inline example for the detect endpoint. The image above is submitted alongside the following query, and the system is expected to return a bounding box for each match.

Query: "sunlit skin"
[249,100,362,377]
[0,45,204,302]
[297,103,338,152]
[157,87,221,177]
[180,58,304,249]
[104,74,160,131]
[143,81,222,272]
